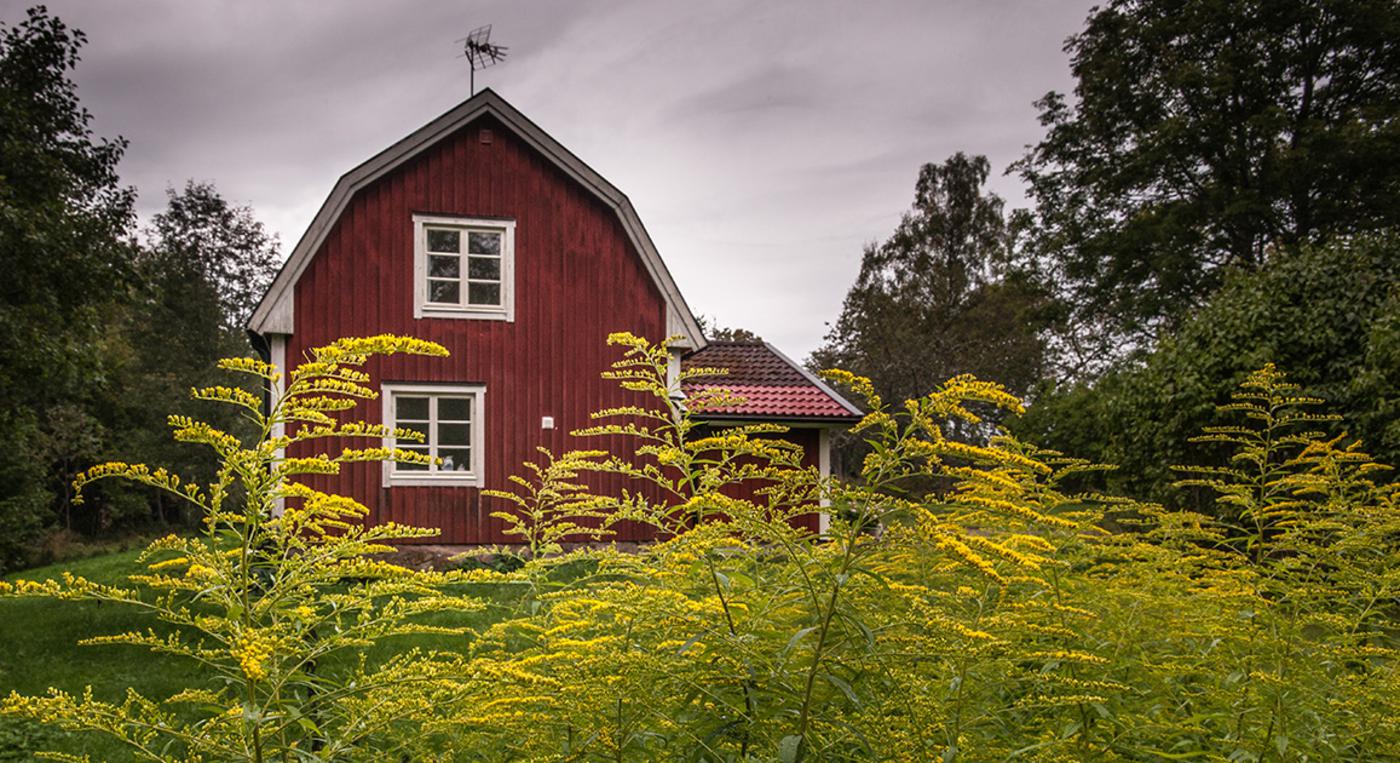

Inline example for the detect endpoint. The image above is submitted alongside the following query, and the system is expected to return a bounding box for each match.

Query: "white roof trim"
[248,89,705,349]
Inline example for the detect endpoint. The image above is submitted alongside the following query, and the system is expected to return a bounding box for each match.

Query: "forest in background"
[0,8,277,571]
[811,0,1400,506]
[2,0,1399,574]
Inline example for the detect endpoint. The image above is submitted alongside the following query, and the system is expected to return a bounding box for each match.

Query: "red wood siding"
[286,114,672,544]
[709,427,822,534]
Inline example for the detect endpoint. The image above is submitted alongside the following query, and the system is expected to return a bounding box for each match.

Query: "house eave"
[693,413,863,427]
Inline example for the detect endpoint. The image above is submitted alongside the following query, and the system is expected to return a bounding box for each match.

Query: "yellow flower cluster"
[233,630,275,680]
[190,385,262,409]
[216,355,279,380]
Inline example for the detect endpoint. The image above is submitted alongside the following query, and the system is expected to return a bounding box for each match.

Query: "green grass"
[0,550,203,760]
[0,550,525,761]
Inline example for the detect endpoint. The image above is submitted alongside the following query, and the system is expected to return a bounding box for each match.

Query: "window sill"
[383,472,484,488]
[415,304,513,322]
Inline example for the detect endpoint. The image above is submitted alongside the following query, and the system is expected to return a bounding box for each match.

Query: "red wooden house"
[247,89,861,544]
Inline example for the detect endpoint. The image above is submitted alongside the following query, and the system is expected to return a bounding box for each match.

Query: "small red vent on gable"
[479,128,495,145]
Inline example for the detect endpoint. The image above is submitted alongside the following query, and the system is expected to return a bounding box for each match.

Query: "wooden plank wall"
[286,114,672,543]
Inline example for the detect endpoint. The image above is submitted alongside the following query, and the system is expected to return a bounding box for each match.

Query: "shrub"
[1,335,485,761]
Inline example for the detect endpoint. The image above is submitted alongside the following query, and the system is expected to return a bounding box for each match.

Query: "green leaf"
[778,734,802,763]
[783,626,819,657]
[823,672,861,708]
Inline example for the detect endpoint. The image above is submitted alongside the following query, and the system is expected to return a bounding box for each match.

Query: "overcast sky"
[7,0,1093,358]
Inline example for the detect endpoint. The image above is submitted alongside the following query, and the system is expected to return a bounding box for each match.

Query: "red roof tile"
[682,341,862,421]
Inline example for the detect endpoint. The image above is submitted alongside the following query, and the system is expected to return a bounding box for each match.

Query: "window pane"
[427,229,460,253]
[438,422,470,447]
[438,448,471,472]
[438,397,472,421]
[429,255,459,278]
[429,280,460,304]
[468,282,500,306]
[468,231,500,255]
[396,397,429,421]
[467,256,500,280]
[398,446,430,471]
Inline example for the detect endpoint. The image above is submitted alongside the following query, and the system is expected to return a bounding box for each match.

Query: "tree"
[0,6,136,569]
[86,182,283,530]
[1015,0,1400,355]
[812,153,1049,409]
[695,315,763,343]
[145,181,279,332]
[1015,233,1400,506]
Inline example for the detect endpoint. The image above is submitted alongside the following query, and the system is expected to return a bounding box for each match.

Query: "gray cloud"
[4,0,1093,358]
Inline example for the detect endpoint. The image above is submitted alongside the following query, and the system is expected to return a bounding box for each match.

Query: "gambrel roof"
[247,88,706,349]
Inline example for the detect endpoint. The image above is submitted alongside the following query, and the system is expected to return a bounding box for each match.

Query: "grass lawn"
[0,550,200,759]
[0,549,523,761]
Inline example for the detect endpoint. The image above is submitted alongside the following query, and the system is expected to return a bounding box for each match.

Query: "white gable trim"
[248,89,706,349]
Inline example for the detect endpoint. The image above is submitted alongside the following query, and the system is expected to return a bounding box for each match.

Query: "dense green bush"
[1017,233,1400,507]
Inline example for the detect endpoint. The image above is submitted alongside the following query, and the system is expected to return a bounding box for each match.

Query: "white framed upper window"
[381,383,486,487]
[413,214,516,322]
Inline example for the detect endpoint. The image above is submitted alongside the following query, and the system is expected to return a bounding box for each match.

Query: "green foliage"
[1072,366,1400,759]
[485,447,613,557]
[0,335,488,761]
[0,415,49,573]
[1018,233,1400,505]
[145,180,280,332]
[813,153,1051,409]
[1015,0,1400,349]
[460,335,1117,760]
[0,5,137,569]
[0,7,284,568]
[569,332,815,534]
[90,181,280,533]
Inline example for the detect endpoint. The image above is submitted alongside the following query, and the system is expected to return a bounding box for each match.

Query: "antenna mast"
[457,25,508,95]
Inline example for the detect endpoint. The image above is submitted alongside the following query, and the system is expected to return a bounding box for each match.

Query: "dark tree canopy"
[696,315,763,343]
[0,6,136,570]
[813,153,1048,407]
[1016,233,1400,506]
[146,181,280,332]
[1016,0,1400,351]
[0,7,284,570]
[0,6,135,410]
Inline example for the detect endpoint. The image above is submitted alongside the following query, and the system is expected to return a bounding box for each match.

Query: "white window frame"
[412,214,516,322]
[381,383,486,487]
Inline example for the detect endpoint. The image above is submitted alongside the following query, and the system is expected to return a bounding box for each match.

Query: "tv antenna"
[456,25,508,95]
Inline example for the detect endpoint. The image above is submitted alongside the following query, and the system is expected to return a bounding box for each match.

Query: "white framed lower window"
[413,214,516,322]
[381,383,486,487]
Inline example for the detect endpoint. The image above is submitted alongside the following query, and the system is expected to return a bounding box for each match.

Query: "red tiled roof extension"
[681,341,862,421]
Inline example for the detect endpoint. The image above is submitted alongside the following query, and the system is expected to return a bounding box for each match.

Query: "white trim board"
[269,334,288,517]
[818,427,832,536]
[248,89,705,349]
[380,382,487,488]
[412,214,517,322]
